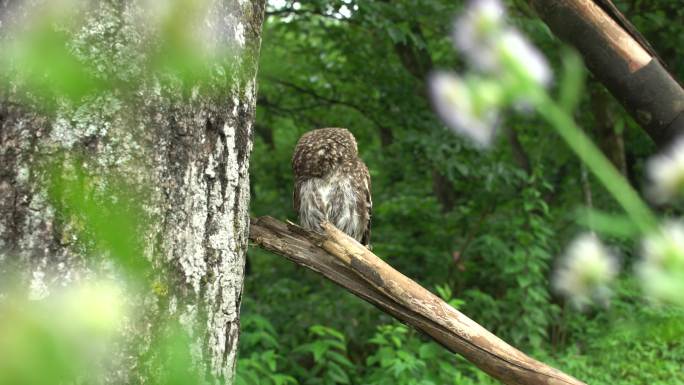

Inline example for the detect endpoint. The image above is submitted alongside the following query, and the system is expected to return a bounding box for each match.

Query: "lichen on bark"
[0,0,265,383]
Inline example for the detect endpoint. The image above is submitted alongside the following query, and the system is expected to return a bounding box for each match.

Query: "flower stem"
[535,92,657,234]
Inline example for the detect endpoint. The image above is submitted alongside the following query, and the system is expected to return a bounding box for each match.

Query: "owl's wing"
[293,179,302,214]
[360,164,372,247]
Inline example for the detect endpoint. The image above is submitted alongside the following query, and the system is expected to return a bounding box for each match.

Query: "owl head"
[292,128,359,178]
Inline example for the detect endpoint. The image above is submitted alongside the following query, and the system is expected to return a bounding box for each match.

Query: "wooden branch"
[249,216,586,385]
[529,0,684,148]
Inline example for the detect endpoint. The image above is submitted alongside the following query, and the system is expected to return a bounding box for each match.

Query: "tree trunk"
[0,1,265,384]
[529,0,684,148]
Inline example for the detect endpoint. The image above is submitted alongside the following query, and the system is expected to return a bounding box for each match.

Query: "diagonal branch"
[249,216,586,385]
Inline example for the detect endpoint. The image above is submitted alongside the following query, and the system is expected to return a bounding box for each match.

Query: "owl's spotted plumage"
[292,128,372,246]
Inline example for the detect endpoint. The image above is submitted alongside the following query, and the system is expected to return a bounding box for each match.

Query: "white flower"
[646,137,684,204]
[638,222,684,306]
[453,0,505,72]
[452,0,551,88]
[641,221,684,266]
[428,71,500,147]
[553,234,619,309]
[497,29,552,87]
[30,280,127,336]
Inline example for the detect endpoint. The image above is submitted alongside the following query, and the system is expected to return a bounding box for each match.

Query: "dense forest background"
[238,1,684,384]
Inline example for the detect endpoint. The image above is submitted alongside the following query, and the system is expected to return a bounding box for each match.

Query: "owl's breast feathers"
[292,128,371,246]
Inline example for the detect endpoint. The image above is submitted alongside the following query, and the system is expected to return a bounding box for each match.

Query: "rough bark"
[0,1,265,384]
[529,0,684,148]
[250,216,586,385]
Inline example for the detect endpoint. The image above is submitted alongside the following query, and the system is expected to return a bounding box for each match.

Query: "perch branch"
[249,216,585,385]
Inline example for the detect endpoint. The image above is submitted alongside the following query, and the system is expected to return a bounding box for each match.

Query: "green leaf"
[558,48,585,113]
[576,207,640,238]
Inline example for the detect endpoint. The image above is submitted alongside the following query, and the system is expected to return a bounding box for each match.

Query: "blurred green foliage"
[0,156,205,385]
[1,0,683,384]
[0,282,124,385]
[45,156,152,277]
[0,1,233,380]
[0,0,239,111]
[241,0,684,384]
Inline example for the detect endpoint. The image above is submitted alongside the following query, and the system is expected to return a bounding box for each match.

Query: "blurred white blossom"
[432,0,553,147]
[452,0,505,71]
[553,234,619,309]
[638,222,684,306]
[452,0,551,87]
[59,281,126,333]
[646,137,684,204]
[498,29,552,87]
[428,71,500,146]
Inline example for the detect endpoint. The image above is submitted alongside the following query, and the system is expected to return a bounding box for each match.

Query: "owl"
[292,128,372,246]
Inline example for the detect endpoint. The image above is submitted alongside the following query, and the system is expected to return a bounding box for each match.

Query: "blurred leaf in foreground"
[0,281,126,385]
